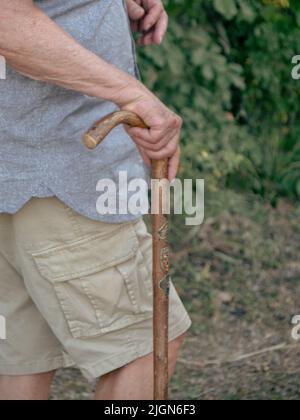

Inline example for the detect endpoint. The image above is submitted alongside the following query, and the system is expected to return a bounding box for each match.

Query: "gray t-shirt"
[0,0,149,223]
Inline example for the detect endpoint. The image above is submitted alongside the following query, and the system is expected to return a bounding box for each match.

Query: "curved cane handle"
[83,110,148,150]
[83,110,168,179]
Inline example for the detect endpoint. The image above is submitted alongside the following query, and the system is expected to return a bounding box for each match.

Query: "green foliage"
[137,0,300,204]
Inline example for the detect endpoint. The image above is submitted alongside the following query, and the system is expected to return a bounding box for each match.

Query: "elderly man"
[0,0,191,400]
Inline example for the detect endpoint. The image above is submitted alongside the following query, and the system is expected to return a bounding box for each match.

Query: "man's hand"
[121,91,182,181]
[126,0,168,46]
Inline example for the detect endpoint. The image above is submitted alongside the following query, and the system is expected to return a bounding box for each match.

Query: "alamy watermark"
[96,171,205,226]
[291,315,300,341]
[0,55,6,80]
[291,55,300,80]
[0,315,6,340]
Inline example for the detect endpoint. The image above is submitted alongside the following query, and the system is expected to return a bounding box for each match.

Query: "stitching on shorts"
[63,204,83,238]
[80,278,105,329]
[116,264,139,313]
[0,355,69,368]
[31,225,140,282]
[36,247,138,282]
[32,223,138,258]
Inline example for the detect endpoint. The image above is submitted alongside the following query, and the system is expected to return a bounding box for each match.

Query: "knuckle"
[168,114,182,130]
[174,115,183,128]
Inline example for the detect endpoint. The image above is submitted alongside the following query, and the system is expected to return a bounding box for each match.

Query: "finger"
[152,11,168,45]
[139,30,155,46]
[137,138,179,161]
[141,129,180,165]
[123,124,147,139]
[142,2,164,32]
[126,126,151,141]
[168,147,181,181]
[125,125,173,153]
[127,126,175,145]
[127,0,145,21]
[129,131,178,152]
[131,130,177,152]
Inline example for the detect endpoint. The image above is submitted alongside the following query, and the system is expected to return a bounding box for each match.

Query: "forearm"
[0,0,145,106]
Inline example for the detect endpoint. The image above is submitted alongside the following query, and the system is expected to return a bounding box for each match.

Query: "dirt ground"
[50,192,300,400]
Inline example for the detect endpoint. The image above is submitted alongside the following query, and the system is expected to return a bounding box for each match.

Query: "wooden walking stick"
[84,111,170,400]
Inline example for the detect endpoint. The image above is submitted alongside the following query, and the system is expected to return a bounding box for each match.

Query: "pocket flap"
[32,224,139,283]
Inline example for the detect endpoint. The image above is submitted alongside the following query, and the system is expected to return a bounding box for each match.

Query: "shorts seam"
[0,354,74,371]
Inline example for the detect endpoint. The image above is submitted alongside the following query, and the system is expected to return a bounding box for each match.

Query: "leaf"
[239,0,257,22]
[213,0,238,19]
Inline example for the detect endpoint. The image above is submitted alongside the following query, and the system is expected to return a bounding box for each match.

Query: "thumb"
[126,0,145,20]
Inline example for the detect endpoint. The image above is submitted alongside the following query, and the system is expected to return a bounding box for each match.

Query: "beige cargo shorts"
[0,197,191,380]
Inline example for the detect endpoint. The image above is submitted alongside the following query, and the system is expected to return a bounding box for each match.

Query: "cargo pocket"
[32,223,153,339]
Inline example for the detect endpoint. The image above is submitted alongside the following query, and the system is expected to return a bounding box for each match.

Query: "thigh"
[0,372,56,401]
[0,212,72,376]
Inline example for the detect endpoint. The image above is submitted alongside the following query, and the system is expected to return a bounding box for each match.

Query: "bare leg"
[95,334,186,400]
[0,372,55,401]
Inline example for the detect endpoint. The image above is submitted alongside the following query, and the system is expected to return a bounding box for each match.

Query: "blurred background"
[52,0,300,400]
